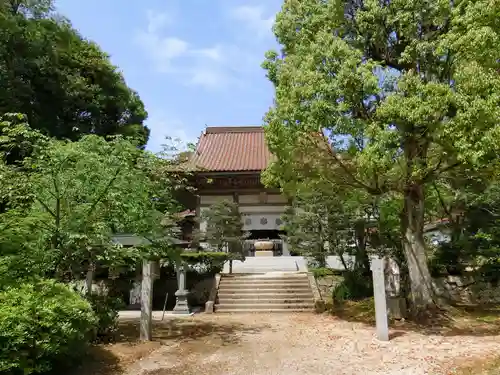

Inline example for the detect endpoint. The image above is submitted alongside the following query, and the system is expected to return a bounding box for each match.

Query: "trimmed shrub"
[0,280,97,375]
[181,251,231,273]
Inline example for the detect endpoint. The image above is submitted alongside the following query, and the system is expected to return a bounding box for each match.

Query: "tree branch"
[432,182,452,218]
[85,167,122,221]
[35,196,56,218]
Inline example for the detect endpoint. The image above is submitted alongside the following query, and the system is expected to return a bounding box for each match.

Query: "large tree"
[0,0,149,146]
[0,118,180,287]
[264,0,500,312]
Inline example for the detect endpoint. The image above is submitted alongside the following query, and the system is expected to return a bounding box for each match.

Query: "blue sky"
[55,0,282,152]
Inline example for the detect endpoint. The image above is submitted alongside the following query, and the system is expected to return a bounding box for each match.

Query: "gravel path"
[124,313,500,375]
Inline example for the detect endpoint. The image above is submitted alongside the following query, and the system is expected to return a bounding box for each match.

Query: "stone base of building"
[255,250,274,257]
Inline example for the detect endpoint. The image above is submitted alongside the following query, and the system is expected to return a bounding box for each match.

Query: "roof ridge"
[205,126,264,134]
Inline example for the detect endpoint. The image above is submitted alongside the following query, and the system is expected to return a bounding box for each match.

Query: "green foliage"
[332,270,373,304]
[311,267,336,278]
[429,184,500,281]
[0,118,184,288]
[0,280,97,374]
[281,178,378,272]
[201,200,247,258]
[180,251,231,273]
[85,293,124,342]
[264,0,500,308]
[0,2,149,146]
[14,134,161,279]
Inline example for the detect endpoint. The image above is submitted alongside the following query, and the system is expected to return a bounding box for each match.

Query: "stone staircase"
[215,272,315,313]
[222,256,304,273]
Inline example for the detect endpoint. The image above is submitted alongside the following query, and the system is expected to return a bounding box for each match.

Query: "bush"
[0,280,97,375]
[86,292,124,342]
[180,251,231,273]
[311,267,336,278]
[332,270,373,304]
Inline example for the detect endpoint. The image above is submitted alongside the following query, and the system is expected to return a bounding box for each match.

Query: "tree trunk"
[354,220,370,272]
[401,183,436,314]
[85,267,94,296]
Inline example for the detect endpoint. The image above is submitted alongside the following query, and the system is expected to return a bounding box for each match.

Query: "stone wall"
[128,273,215,310]
[434,275,500,305]
[314,272,500,306]
[315,275,343,301]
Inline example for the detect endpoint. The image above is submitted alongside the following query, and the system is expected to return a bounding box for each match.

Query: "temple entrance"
[244,229,287,256]
[247,229,283,240]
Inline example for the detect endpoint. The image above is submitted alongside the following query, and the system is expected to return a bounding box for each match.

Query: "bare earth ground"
[75,306,500,375]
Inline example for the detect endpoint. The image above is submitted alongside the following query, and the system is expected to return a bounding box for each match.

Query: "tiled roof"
[190,126,271,172]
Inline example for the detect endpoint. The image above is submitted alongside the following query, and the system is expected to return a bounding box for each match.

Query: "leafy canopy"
[0,119,182,283]
[263,0,500,308]
[0,0,149,146]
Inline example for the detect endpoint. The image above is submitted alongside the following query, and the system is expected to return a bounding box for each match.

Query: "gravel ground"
[123,313,500,375]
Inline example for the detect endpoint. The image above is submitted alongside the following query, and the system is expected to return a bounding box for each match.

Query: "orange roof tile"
[190,126,271,172]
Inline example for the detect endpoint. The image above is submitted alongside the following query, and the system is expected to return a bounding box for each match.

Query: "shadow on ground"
[117,317,268,345]
[331,298,500,337]
[69,317,266,375]
[66,346,124,375]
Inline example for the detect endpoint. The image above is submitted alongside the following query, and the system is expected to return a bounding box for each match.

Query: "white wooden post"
[140,260,154,341]
[370,256,389,341]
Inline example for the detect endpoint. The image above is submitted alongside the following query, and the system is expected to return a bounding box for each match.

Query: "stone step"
[219,286,313,293]
[222,273,308,281]
[225,268,299,273]
[218,291,314,299]
[216,302,314,311]
[216,272,314,313]
[223,260,301,273]
[220,282,311,289]
[214,308,314,313]
[218,298,314,304]
[222,275,309,279]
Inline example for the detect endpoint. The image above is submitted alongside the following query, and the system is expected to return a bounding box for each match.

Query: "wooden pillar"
[140,260,154,341]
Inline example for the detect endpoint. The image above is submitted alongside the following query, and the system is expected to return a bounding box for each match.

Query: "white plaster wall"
[238,193,287,205]
[200,195,233,205]
[267,194,287,204]
[242,213,284,231]
[238,205,286,214]
[198,203,286,233]
[238,194,260,204]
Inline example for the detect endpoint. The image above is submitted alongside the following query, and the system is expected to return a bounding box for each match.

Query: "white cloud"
[134,12,189,73]
[135,8,271,90]
[146,10,171,33]
[194,45,224,62]
[229,5,274,38]
[135,12,230,89]
[146,112,197,153]
[189,67,227,89]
